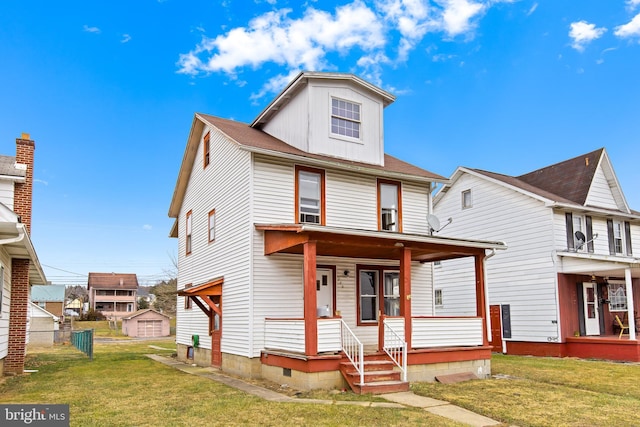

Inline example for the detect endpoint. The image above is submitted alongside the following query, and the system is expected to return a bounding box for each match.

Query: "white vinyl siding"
[584,164,619,210]
[263,80,385,166]
[176,126,252,357]
[401,181,430,235]
[0,181,15,210]
[434,172,560,342]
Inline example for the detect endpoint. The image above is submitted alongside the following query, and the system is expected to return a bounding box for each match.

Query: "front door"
[582,282,600,336]
[316,268,333,317]
[209,296,222,367]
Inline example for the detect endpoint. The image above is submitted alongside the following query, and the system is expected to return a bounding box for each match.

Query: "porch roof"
[177,277,223,296]
[255,224,507,262]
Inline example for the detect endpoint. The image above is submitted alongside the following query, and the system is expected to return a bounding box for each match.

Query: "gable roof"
[31,284,66,302]
[168,113,446,219]
[440,148,636,218]
[87,272,138,290]
[517,148,604,205]
[122,308,170,320]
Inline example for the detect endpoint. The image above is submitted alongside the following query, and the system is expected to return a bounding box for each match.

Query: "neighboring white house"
[433,148,640,361]
[0,133,47,375]
[168,72,506,393]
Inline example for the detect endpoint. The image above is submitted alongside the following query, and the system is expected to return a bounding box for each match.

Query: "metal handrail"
[340,319,364,386]
[383,321,407,382]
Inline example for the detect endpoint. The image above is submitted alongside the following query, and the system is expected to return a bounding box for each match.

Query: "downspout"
[0,223,26,245]
[483,249,497,345]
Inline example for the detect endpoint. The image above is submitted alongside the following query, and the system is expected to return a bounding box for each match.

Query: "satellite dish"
[427,214,452,234]
[574,231,598,250]
[427,214,440,231]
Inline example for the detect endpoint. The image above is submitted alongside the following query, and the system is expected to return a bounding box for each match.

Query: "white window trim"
[613,220,625,255]
[461,189,472,209]
[329,96,362,143]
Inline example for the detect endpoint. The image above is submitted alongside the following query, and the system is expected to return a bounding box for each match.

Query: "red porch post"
[303,241,318,356]
[475,253,489,346]
[400,247,412,349]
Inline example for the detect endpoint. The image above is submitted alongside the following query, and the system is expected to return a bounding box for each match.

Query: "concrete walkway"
[147,354,503,426]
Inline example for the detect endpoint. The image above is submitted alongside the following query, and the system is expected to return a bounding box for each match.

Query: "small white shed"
[28,302,59,347]
[122,309,171,338]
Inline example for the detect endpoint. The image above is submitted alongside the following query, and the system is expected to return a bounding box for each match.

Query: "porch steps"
[339,358,409,395]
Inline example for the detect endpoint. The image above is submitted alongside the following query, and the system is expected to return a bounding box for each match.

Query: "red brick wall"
[4,259,30,375]
[14,137,35,234]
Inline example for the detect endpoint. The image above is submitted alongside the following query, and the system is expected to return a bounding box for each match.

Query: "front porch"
[253,223,505,392]
[261,315,491,392]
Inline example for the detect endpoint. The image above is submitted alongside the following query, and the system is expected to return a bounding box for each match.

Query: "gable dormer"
[251,72,395,166]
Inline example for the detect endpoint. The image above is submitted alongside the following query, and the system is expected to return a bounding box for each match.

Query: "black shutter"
[586,216,594,253]
[501,305,512,339]
[607,219,615,255]
[565,213,574,251]
[624,221,632,255]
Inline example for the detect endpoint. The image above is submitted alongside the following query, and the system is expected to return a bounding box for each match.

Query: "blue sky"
[1,0,638,286]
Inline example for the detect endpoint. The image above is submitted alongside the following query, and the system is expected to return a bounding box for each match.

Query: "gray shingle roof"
[0,155,25,178]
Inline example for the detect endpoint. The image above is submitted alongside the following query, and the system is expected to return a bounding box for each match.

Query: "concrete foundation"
[261,364,347,391]
[407,359,491,382]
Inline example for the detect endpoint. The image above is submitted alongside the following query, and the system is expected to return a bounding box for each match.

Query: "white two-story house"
[433,148,640,362]
[168,72,506,392]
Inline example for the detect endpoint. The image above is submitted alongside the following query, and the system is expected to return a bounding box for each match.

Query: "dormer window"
[331,98,360,139]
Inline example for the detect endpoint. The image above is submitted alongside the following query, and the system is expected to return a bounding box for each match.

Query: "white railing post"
[340,319,364,385]
[383,319,407,382]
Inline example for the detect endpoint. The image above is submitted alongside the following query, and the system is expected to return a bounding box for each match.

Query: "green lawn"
[4,342,639,427]
[411,354,640,427]
[0,341,462,427]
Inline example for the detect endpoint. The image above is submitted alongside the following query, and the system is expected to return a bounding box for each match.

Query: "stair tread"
[345,369,398,376]
[359,380,407,386]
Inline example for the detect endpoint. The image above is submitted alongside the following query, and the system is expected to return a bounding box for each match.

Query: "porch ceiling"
[255,224,506,262]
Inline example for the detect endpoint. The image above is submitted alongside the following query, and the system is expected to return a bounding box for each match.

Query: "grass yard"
[412,354,640,427]
[0,341,463,427]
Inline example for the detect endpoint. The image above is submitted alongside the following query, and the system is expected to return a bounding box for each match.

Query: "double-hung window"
[296,166,325,225]
[378,180,401,232]
[331,98,361,139]
[358,266,400,324]
[186,210,192,255]
[608,219,632,255]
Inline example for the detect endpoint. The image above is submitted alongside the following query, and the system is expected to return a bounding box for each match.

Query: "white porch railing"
[383,319,407,382]
[264,318,343,353]
[340,319,364,386]
[412,317,483,348]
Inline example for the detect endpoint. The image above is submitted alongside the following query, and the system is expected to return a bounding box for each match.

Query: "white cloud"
[34,178,48,186]
[615,12,640,39]
[569,21,606,51]
[176,0,505,96]
[143,224,152,231]
[83,25,100,34]
[121,34,131,43]
[527,2,538,16]
[437,0,485,37]
[178,3,385,76]
[627,0,640,10]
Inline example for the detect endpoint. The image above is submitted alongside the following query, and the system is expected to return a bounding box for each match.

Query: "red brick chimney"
[14,133,35,234]
[4,133,35,375]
